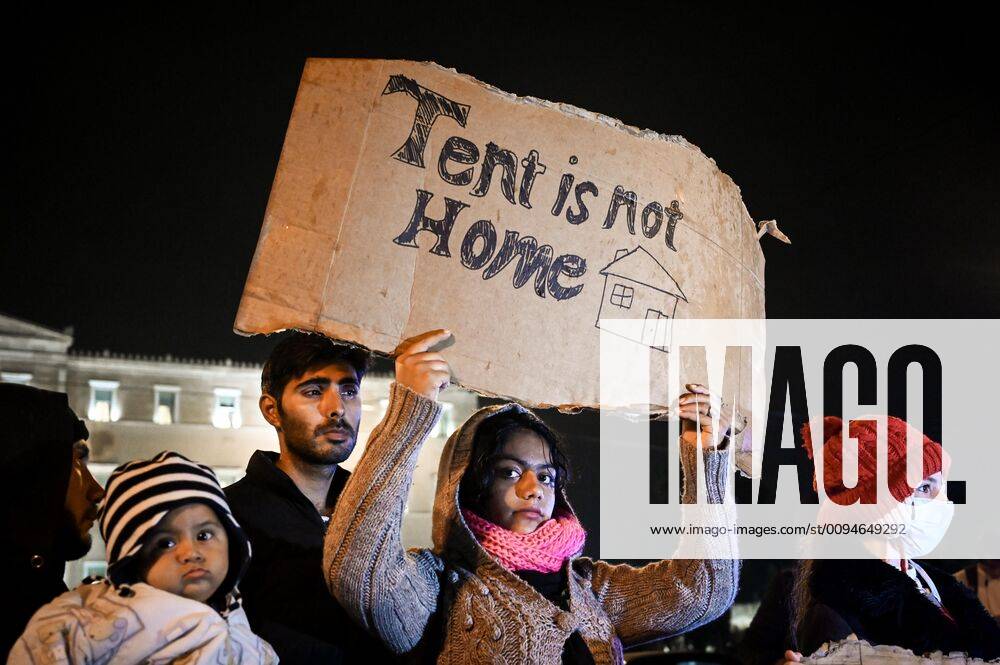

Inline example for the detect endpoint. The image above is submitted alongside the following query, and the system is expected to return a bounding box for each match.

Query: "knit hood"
[431,402,580,568]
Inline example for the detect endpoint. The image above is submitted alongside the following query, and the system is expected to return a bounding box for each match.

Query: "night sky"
[6,6,998,363]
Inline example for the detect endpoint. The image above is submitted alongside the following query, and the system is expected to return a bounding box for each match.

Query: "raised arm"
[322,330,452,655]
[589,424,740,647]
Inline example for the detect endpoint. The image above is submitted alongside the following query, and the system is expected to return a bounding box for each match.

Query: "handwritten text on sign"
[384,74,684,301]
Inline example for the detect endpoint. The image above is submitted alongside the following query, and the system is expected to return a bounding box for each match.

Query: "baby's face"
[140,503,229,603]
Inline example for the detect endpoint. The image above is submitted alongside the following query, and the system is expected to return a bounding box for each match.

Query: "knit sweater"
[323,383,739,664]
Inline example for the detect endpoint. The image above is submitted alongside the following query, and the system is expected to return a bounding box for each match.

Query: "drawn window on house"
[153,385,180,425]
[88,380,121,422]
[212,388,242,429]
[610,283,634,309]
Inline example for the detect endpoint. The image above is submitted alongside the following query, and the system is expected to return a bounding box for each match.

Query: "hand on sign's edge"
[677,383,746,438]
[677,383,727,434]
[777,650,804,665]
[393,329,453,402]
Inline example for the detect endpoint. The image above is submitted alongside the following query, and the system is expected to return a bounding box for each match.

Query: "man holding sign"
[225,330,449,663]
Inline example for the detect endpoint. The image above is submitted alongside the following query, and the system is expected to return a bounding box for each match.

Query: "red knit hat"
[801,416,944,504]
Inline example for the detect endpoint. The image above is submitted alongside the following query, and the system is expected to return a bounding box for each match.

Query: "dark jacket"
[739,568,796,665]
[225,450,395,664]
[0,384,89,659]
[797,559,1000,659]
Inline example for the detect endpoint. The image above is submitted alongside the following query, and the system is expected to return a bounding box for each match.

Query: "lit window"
[610,283,634,309]
[1,372,33,385]
[88,380,121,422]
[212,388,242,429]
[153,385,180,425]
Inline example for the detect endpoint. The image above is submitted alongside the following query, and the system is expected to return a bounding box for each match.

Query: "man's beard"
[280,407,358,466]
[53,510,93,561]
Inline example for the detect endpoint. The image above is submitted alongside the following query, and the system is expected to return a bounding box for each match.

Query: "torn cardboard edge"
[232,324,676,414]
[412,61,786,248]
[802,639,992,664]
[234,324,756,418]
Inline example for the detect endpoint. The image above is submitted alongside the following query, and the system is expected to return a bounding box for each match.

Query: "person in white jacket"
[9,451,277,664]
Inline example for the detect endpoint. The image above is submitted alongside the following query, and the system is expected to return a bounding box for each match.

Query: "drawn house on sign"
[595,247,687,353]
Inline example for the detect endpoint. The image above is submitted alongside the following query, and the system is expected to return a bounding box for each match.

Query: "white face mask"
[882,496,955,558]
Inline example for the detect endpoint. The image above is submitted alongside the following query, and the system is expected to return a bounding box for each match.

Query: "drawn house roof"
[599,247,687,302]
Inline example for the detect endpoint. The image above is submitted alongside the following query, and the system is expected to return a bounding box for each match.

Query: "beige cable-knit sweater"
[324,383,739,664]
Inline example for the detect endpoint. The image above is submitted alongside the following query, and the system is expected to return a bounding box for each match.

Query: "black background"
[6,5,997,358]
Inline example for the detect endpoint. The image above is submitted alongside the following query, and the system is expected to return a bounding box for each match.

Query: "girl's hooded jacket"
[324,382,739,664]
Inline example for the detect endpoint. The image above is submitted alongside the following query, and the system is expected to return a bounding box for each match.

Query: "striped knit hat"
[98,451,251,602]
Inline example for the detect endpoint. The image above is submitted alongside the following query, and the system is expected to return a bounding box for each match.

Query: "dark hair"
[261,331,370,400]
[459,409,571,512]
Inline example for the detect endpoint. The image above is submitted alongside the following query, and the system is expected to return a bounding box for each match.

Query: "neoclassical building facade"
[0,312,479,583]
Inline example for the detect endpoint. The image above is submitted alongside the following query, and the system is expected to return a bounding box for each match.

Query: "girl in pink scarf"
[458,410,585,574]
[324,371,738,665]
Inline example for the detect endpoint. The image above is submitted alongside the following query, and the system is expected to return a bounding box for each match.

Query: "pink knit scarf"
[462,508,586,573]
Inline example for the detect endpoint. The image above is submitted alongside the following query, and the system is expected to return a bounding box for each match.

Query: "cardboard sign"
[801,639,988,665]
[235,59,766,410]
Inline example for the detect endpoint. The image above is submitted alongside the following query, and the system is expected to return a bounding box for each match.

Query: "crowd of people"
[2,330,998,664]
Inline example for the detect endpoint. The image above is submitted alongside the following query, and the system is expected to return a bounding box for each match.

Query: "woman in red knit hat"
[780,416,1000,662]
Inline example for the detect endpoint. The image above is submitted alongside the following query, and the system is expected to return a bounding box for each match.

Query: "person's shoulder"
[223,603,257,631]
[27,582,156,626]
[224,473,252,498]
[761,567,796,599]
[922,561,978,598]
[919,560,964,587]
[29,584,88,616]
[13,587,91,660]
[808,559,885,603]
[224,451,280,499]
[224,476,254,515]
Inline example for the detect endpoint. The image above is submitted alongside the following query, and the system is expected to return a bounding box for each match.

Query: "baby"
[10,452,277,664]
